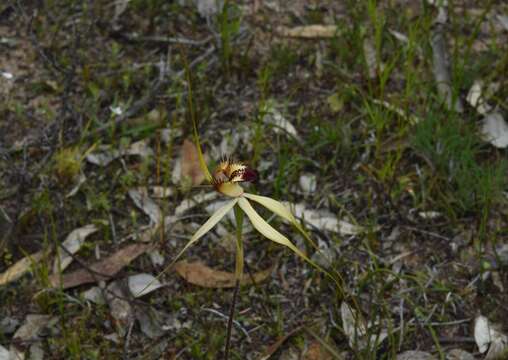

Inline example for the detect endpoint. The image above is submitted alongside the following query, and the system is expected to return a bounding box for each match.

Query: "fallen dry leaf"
[195,0,224,18]
[135,306,165,339]
[86,139,153,166]
[396,351,436,360]
[53,224,98,274]
[299,173,317,194]
[276,25,340,38]
[286,202,365,235]
[48,243,150,289]
[128,188,162,243]
[105,280,133,337]
[389,29,409,43]
[127,273,163,297]
[0,345,9,360]
[180,139,206,186]
[150,186,174,199]
[303,340,334,360]
[0,250,45,286]
[430,10,463,112]
[13,314,57,342]
[174,261,273,288]
[363,37,379,79]
[174,192,217,216]
[474,315,508,359]
[466,80,492,115]
[480,112,508,148]
[341,302,388,351]
[65,172,87,198]
[262,101,301,142]
[128,187,162,226]
[497,15,508,31]
[446,349,475,360]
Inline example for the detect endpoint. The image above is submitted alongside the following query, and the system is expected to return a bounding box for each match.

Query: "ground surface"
[1,1,508,359]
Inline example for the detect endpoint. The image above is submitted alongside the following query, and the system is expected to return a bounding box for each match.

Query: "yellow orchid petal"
[237,197,311,263]
[243,193,318,249]
[173,198,239,262]
[243,193,297,224]
[217,182,244,197]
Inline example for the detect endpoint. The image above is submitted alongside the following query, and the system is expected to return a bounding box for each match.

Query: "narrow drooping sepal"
[172,199,238,263]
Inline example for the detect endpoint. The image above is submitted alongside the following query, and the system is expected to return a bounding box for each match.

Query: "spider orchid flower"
[173,152,323,279]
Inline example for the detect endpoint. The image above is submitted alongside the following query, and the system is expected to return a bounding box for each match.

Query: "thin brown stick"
[224,279,240,360]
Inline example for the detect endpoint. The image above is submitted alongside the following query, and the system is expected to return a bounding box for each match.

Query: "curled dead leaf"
[128,273,163,297]
[474,315,508,359]
[480,112,508,148]
[175,261,273,288]
[86,139,153,166]
[128,187,162,226]
[53,224,98,274]
[396,351,436,360]
[0,250,44,286]
[180,139,206,186]
[48,243,150,289]
[276,25,341,38]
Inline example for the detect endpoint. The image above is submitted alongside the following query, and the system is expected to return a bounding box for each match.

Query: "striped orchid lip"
[211,159,257,197]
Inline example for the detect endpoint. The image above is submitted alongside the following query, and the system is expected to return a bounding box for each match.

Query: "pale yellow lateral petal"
[240,198,344,295]
[238,197,310,263]
[243,193,297,223]
[173,198,238,262]
[244,192,319,252]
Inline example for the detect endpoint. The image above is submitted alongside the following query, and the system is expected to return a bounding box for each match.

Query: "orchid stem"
[225,205,244,359]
